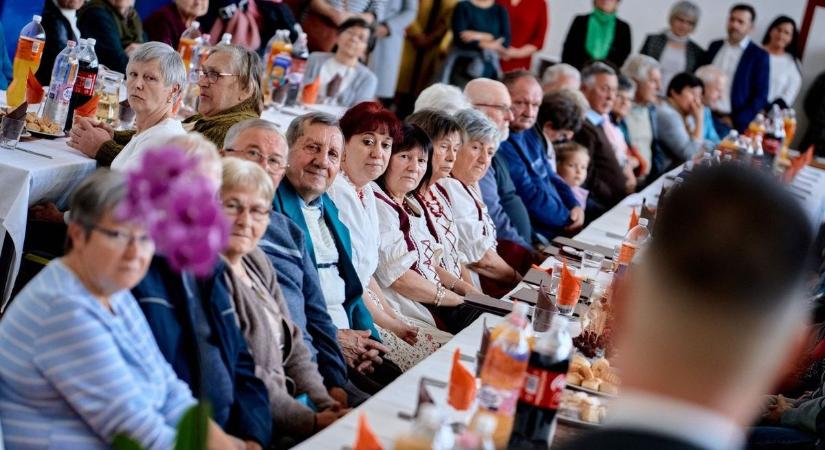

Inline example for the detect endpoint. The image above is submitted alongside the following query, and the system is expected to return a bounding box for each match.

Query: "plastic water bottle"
[42,40,79,130]
[284,31,309,107]
[219,33,233,46]
[453,415,496,450]
[509,314,573,449]
[472,303,532,449]
[394,404,454,450]
[7,15,47,107]
[65,38,99,131]
[178,21,202,70]
[263,30,292,102]
[617,218,650,266]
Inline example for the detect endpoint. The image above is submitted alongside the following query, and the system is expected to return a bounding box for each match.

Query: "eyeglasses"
[91,225,153,248]
[199,69,239,84]
[225,148,289,172]
[222,199,271,221]
[473,103,512,113]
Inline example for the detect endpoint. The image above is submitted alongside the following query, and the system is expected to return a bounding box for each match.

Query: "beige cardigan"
[224,248,336,437]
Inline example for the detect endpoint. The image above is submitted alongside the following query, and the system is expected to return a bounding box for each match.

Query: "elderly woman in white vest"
[303,17,377,107]
[69,42,186,169]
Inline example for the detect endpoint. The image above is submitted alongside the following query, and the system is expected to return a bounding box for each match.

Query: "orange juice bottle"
[472,303,532,449]
[7,15,46,108]
[178,21,201,70]
[618,218,650,266]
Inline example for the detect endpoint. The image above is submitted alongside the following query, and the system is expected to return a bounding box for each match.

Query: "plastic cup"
[0,116,25,149]
[557,266,582,316]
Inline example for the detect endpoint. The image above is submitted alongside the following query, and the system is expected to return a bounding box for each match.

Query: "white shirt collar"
[605,389,745,450]
[726,35,750,50]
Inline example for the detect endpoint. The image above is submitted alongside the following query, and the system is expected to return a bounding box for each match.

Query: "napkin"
[783,152,807,183]
[476,318,491,377]
[448,348,477,410]
[75,95,100,118]
[7,102,27,120]
[301,77,320,105]
[628,208,639,231]
[802,145,814,165]
[26,70,44,105]
[640,198,656,226]
[558,263,582,306]
[353,414,383,450]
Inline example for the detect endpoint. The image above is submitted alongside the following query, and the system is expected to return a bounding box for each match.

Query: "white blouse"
[437,177,496,265]
[768,53,802,107]
[411,184,464,278]
[373,184,443,329]
[658,42,687,97]
[110,118,186,171]
[327,174,380,289]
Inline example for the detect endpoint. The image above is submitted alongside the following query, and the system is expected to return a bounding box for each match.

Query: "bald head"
[464,78,513,142]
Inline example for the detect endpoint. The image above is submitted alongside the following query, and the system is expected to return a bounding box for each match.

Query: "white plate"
[566,382,617,398]
[558,413,601,428]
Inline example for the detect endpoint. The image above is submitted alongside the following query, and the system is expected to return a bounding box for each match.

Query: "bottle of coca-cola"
[65,38,99,131]
[508,313,573,449]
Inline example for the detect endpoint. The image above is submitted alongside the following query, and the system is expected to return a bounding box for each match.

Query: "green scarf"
[585,9,617,61]
[183,95,261,148]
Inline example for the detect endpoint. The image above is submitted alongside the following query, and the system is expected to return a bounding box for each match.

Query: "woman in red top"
[497,0,548,72]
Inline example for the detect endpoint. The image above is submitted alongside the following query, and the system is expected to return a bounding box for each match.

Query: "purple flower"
[120,146,228,275]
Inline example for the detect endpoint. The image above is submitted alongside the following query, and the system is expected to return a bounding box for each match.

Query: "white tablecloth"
[294,313,503,450]
[0,138,96,308]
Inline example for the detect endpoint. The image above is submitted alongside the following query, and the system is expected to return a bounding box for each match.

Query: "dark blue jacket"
[259,210,349,389]
[272,179,380,340]
[706,39,770,133]
[498,128,579,239]
[36,0,80,86]
[133,257,272,447]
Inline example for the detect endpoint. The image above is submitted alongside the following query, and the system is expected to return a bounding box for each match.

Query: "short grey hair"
[127,42,187,92]
[68,169,127,230]
[163,133,222,185]
[621,54,661,83]
[286,112,340,149]
[414,83,471,114]
[221,157,275,205]
[454,109,499,146]
[210,45,264,114]
[542,63,581,86]
[224,118,284,149]
[581,61,616,87]
[694,64,726,85]
[669,1,701,24]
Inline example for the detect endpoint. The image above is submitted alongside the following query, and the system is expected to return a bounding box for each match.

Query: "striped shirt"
[0,260,196,450]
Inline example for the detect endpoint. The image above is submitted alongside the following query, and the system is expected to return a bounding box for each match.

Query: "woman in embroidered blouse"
[373,124,459,368]
[406,109,483,333]
[0,169,237,450]
[327,102,437,363]
[443,109,521,297]
[218,158,348,444]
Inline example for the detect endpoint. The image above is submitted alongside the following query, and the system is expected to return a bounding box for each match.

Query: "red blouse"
[497,0,549,72]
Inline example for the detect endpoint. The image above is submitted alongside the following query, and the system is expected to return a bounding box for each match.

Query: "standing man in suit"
[706,4,769,133]
[561,165,813,450]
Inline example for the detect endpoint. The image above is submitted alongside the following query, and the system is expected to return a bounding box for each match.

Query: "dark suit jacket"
[562,13,632,70]
[705,39,770,132]
[133,257,273,447]
[558,429,710,450]
[36,0,80,86]
[573,120,628,216]
[640,32,705,74]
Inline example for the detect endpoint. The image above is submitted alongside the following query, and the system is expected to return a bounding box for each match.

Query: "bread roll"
[599,381,618,395]
[572,354,590,368]
[567,372,584,386]
[592,358,610,378]
[581,378,601,391]
[578,365,595,380]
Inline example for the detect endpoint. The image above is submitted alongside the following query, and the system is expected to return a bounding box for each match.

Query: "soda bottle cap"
[638,218,649,227]
[32,15,42,22]
[192,20,200,28]
[473,414,497,436]
[222,33,231,40]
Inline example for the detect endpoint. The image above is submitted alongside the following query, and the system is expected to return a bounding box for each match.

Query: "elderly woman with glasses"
[303,18,378,107]
[69,42,187,169]
[406,110,482,333]
[0,169,238,450]
[442,109,521,297]
[640,1,705,94]
[373,124,458,369]
[219,158,348,444]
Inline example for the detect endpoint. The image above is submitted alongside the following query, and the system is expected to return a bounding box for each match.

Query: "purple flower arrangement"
[119,146,229,276]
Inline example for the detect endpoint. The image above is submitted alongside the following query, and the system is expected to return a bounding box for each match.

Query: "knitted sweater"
[182,95,262,147]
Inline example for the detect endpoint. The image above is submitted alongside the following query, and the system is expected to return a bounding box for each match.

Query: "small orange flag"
[25,70,44,104]
[557,262,582,307]
[628,208,639,231]
[74,95,100,118]
[448,348,477,410]
[353,414,383,450]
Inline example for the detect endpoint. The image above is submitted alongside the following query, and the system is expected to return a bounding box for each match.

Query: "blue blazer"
[706,40,769,132]
[272,180,381,340]
[133,257,273,447]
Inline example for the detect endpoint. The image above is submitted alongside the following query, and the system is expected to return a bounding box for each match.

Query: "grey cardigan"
[225,248,336,437]
[304,52,378,107]
[655,101,705,170]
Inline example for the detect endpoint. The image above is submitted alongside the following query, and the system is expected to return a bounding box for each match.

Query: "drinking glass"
[0,116,25,149]
[579,250,605,281]
[556,266,582,316]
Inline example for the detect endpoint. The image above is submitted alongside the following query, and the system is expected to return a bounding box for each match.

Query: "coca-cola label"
[519,368,566,409]
[74,72,97,96]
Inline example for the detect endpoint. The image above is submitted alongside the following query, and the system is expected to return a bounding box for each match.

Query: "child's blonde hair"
[555,142,589,166]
